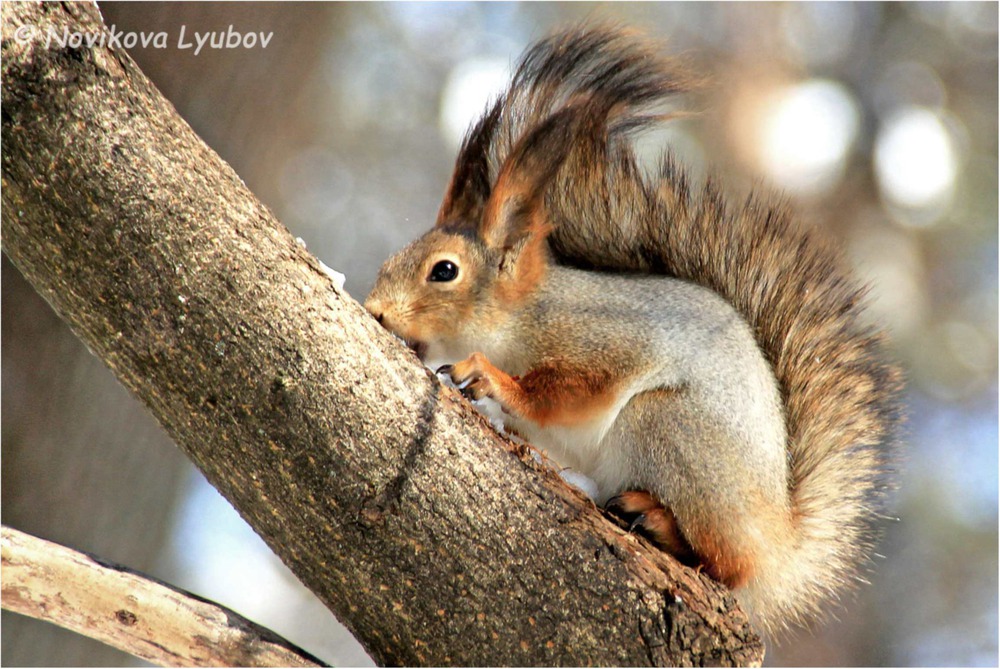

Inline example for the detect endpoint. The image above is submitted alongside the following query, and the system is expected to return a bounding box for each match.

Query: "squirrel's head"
[366,103,582,364]
[364,217,554,365]
[364,228,490,363]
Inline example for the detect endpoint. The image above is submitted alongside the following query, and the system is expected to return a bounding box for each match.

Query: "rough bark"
[0,3,763,666]
[1,526,324,667]
[3,4,354,665]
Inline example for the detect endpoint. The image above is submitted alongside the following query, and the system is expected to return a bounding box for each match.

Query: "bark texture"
[1,3,763,665]
[1,526,324,667]
[3,4,353,665]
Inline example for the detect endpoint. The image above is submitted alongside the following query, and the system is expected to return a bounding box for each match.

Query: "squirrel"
[364,25,902,637]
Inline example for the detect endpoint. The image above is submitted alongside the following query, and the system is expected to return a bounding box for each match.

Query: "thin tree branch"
[0,3,762,666]
[1,526,326,667]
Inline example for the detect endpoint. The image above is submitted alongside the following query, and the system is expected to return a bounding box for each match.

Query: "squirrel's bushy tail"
[452,25,903,634]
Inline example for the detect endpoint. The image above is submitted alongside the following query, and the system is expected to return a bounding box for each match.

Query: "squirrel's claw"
[606,490,660,521]
[628,513,648,533]
[460,383,481,401]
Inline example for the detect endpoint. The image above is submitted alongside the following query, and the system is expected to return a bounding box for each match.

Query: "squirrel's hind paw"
[606,491,699,567]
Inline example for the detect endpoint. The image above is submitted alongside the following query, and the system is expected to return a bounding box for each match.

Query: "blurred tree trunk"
[1,3,762,666]
[1,255,189,666]
[2,526,325,668]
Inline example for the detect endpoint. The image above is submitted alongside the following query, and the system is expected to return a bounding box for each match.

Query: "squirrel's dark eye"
[428,260,458,282]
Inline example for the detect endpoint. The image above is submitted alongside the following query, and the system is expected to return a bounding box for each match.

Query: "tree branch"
[0,3,763,665]
[1,526,325,667]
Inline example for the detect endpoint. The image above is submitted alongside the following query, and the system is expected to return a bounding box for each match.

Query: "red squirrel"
[365,25,902,636]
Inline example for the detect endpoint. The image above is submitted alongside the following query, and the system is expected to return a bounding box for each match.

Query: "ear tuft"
[479,104,584,250]
[435,99,503,231]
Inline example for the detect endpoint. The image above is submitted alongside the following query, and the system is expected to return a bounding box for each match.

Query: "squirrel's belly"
[508,400,632,505]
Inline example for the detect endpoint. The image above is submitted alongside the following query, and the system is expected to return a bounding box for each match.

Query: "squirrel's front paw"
[438,352,499,403]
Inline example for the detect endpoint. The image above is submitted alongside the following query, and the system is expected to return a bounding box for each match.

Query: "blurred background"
[2,2,996,666]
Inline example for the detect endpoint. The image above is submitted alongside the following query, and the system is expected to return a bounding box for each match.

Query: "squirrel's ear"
[479,105,580,251]
[435,100,503,231]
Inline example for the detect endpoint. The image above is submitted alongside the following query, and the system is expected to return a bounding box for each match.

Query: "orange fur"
[496,224,551,307]
[687,529,756,590]
[450,354,622,427]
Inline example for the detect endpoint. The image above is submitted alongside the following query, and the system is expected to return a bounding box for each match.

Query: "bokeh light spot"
[874,106,958,213]
[759,79,860,195]
[439,58,510,149]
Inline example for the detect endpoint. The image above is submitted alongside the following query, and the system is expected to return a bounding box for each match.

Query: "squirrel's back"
[452,25,903,634]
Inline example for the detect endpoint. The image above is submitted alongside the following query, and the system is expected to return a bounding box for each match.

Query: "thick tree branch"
[1,3,763,666]
[1,526,325,667]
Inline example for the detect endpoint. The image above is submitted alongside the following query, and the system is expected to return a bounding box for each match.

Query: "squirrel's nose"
[364,299,385,325]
